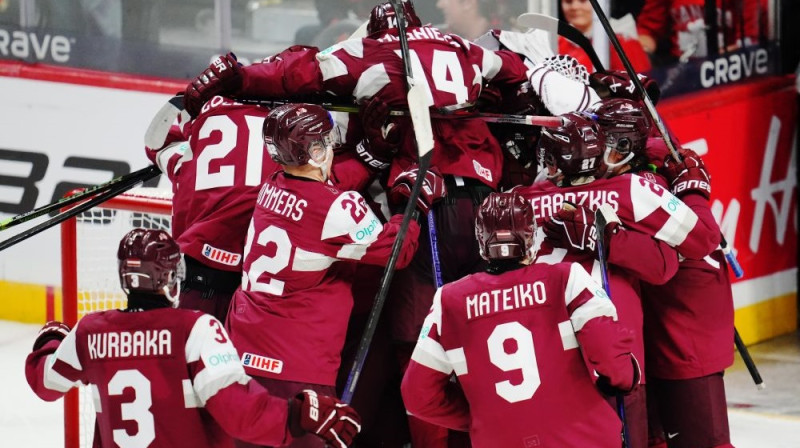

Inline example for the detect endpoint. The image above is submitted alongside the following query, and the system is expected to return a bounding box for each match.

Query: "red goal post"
[60,187,172,448]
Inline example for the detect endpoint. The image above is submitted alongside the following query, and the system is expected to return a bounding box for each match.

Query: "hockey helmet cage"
[538,112,606,183]
[263,103,340,166]
[590,98,651,168]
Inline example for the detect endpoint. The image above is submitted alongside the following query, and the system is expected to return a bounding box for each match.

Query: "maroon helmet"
[118,228,184,303]
[367,0,422,36]
[263,103,339,166]
[538,112,606,184]
[475,191,536,261]
[590,98,651,168]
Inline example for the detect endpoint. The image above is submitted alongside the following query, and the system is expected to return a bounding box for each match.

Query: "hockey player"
[146,97,279,321]
[401,191,640,447]
[224,103,424,448]
[641,147,735,448]
[516,113,689,448]
[25,228,361,448]
[568,98,734,448]
[146,94,397,322]
[637,140,735,447]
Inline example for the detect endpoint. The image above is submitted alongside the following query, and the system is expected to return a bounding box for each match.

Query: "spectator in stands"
[636,0,760,64]
[560,0,651,72]
[436,0,526,41]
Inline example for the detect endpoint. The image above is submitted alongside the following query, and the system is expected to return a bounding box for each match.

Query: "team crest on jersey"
[202,244,241,267]
[472,160,493,183]
[242,352,284,374]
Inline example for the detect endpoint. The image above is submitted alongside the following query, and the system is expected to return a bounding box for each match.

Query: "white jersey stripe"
[353,63,391,100]
[570,296,618,331]
[446,347,468,376]
[318,52,348,81]
[410,336,454,375]
[293,248,337,271]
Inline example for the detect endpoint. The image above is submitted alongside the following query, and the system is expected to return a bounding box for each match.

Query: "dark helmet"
[589,98,651,168]
[538,112,606,184]
[475,191,536,261]
[263,103,339,166]
[117,228,184,303]
[367,0,422,36]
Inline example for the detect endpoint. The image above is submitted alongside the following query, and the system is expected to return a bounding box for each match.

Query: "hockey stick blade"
[0,165,160,232]
[144,95,185,149]
[0,166,160,252]
[517,13,606,72]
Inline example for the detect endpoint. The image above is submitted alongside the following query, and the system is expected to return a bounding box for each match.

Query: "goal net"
[60,187,172,448]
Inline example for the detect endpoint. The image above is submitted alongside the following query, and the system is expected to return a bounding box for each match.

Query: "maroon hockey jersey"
[25,309,292,448]
[226,172,419,386]
[147,97,280,272]
[236,27,530,189]
[401,262,637,448]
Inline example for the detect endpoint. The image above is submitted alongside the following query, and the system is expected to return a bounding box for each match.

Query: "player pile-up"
[24,2,736,448]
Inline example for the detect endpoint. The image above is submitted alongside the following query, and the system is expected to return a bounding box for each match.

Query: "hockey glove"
[544,203,621,253]
[356,97,401,171]
[596,354,641,397]
[388,165,447,215]
[589,70,661,105]
[659,148,711,199]
[184,52,244,117]
[32,321,71,351]
[288,390,361,448]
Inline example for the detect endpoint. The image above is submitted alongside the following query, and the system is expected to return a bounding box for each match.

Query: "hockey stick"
[583,0,765,390]
[584,0,681,163]
[517,13,606,72]
[0,165,159,232]
[144,95,187,150]
[720,236,765,389]
[341,0,435,404]
[0,166,159,251]
[428,211,443,288]
[593,206,631,448]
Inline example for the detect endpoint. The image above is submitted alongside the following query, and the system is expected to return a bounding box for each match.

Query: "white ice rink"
[3,320,799,447]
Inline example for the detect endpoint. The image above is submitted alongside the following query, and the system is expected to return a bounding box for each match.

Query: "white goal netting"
[60,187,172,448]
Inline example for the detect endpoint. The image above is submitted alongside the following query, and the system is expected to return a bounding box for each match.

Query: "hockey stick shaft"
[594,208,630,448]
[428,211,443,288]
[585,0,681,163]
[0,166,160,252]
[719,236,764,388]
[342,0,435,404]
[734,328,765,389]
[0,165,160,232]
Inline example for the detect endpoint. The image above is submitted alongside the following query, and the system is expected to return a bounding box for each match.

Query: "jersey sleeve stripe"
[43,357,78,393]
[558,320,579,350]
[410,336,454,375]
[654,209,698,247]
[292,248,337,271]
[481,49,503,80]
[318,52,348,81]
[336,243,369,261]
[446,347,468,376]
[90,384,102,412]
[340,39,364,58]
[183,378,201,408]
[353,63,391,100]
[570,296,618,331]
